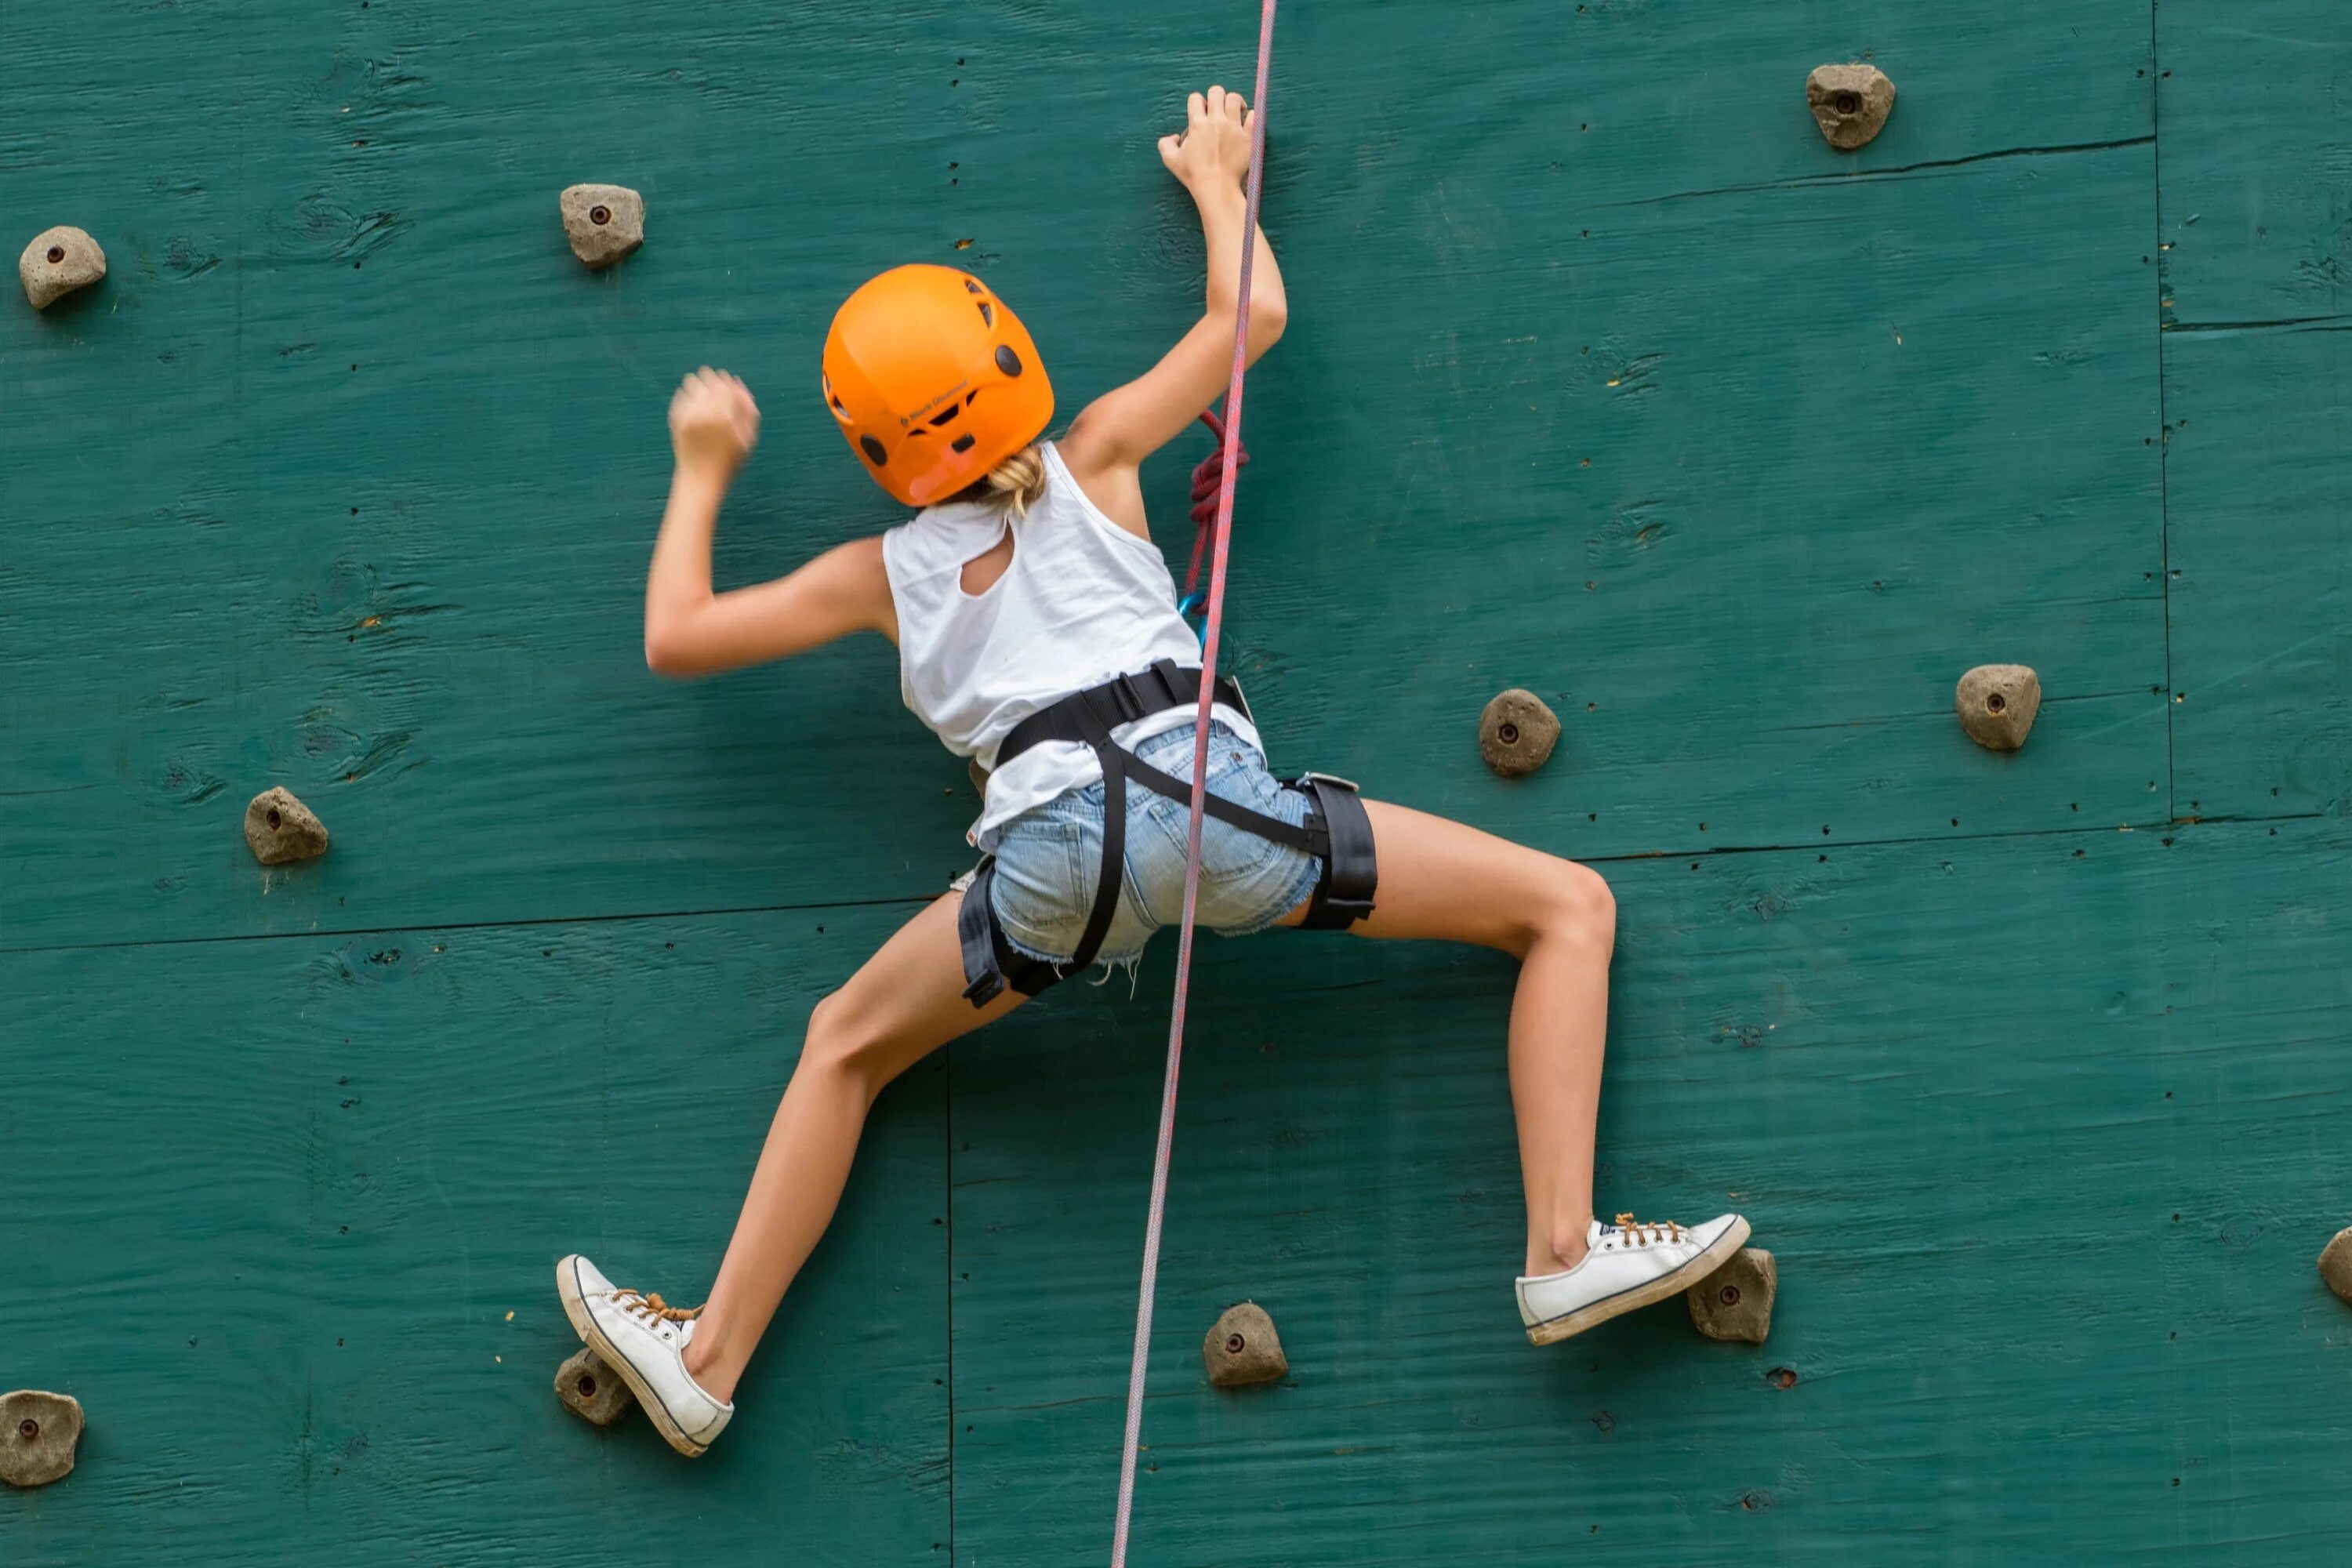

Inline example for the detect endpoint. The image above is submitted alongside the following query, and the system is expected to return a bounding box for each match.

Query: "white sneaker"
[1515,1212,1751,1345]
[555,1254,734,1456]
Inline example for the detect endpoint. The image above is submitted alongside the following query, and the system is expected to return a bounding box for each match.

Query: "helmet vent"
[976,300,996,328]
[963,278,985,294]
[952,433,977,454]
[994,345,1024,377]
[927,402,963,427]
[859,434,888,466]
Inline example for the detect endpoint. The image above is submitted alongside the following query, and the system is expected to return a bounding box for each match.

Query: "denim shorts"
[985,720,1324,970]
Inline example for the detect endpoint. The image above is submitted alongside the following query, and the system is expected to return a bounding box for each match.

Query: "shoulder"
[1040,437,1152,543]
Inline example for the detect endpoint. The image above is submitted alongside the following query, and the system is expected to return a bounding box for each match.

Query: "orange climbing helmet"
[822,263,1055,508]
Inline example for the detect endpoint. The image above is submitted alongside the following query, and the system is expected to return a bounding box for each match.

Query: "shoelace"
[1610,1213,1687,1247]
[611,1289,701,1327]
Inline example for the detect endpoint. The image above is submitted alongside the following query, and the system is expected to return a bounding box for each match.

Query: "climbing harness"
[1109,5,1281,1563]
[956,659,1376,1004]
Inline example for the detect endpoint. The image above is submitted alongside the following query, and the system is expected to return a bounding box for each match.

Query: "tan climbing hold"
[1955,664,2042,751]
[1478,688,1561,778]
[560,184,644,270]
[244,786,330,865]
[20,226,106,310]
[554,1346,636,1426]
[2319,1228,2352,1305]
[1,1391,83,1488]
[1203,1301,1287,1388]
[1806,64,1896,150]
[1687,1247,1776,1343]
[968,757,990,797]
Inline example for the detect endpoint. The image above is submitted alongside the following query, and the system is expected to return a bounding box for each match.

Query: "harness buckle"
[1294,770,1359,794]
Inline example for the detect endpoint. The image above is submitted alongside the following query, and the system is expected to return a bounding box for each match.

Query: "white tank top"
[881,441,1260,850]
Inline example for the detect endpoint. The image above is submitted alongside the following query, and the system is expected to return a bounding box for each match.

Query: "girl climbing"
[557,83,1748,1459]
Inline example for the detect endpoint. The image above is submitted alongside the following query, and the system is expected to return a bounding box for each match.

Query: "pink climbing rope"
[1109,7,1278,1564]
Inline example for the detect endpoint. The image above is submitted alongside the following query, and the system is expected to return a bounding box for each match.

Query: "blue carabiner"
[1175,588,1208,646]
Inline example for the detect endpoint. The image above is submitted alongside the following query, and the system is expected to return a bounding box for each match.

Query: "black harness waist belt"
[957,659,1378,1007]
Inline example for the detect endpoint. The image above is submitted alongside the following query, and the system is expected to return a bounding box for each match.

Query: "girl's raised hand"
[670,368,761,481]
[1157,85,1254,193]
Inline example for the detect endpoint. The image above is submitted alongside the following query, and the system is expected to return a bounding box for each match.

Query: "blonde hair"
[957,444,1050,517]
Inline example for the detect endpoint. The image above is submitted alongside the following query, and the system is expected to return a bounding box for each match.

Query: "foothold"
[968,757,990,797]
[560,184,644,270]
[554,1347,635,1427]
[19,226,106,310]
[1202,1301,1287,1388]
[1,1391,84,1488]
[1954,664,2042,751]
[2319,1228,2352,1305]
[1478,688,1561,777]
[1687,1247,1776,1343]
[1806,64,1896,150]
[244,786,331,866]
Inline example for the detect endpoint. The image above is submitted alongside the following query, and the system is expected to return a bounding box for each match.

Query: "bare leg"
[1280,799,1615,1278]
[683,892,1023,1403]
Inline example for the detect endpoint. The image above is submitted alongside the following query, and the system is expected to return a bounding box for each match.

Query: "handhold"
[1,1391,84,1488]
[968,757,990,797]
[1202,1301,1287,1388]
[20,226,106,310]
[1687,1247,1776,1343]
[1478,688,1561,777]
[1954,664,2042,751]
[1806,64,1896,150]
[554,1346,635,1427]
[560,184,645,270]
[244,786,331,865]
[2319,1228,2352,1305]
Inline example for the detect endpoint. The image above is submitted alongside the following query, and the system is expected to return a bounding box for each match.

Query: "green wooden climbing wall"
[5,1,2350,1562]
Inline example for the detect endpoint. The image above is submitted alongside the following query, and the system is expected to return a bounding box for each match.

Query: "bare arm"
[1059,85,1287,536]
[643,368,897,679]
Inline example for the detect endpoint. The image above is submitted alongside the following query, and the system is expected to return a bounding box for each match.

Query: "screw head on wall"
[0,1391,83,1488]
[1479,688,1562,777]
[1687,1247,1777,1343]
[560,184,645,270]
[1806,64,1896,150]
[1954,664,2042,751]
[19,226,106,310]
[244,786,331,866]
[1202,1301,1288,1388]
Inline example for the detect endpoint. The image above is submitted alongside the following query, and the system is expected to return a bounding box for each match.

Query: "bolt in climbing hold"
[19,226,106,310]
[1478,688,1561,777]
[1955,664,2042,751]
[2319,1227,2352,1306]
[554,1346,636,1427]
[559,184,644,270]
[244,786,331,865]
[1687,1247,1776,1343]
[1806,64,1896,150]
[1202,1301,1287,1388]
[0,1392,83,1488]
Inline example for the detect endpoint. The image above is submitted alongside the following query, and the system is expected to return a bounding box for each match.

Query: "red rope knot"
[1180,408,1249,624]
[1187,407,1250,531]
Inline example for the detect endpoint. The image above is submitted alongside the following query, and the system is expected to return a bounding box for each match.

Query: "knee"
[1532,859,1615,959]
[799,989,897,1100]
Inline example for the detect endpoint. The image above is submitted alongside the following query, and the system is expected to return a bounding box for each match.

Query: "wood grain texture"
[3,0,2347,1563]
[0,906,948,1566]
[950,819,2352,1564]
[2154,6,2352,821]
[1,0,2165,949]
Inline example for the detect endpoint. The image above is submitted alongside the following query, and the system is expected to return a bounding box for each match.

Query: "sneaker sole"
[1524,1216,1754,1345]
[555,1256,712,1458]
